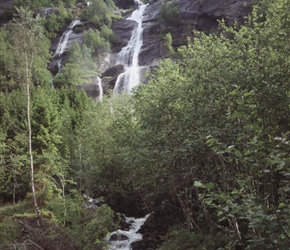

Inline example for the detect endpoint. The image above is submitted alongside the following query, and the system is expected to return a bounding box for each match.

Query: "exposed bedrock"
[138,0,252,66]
[111,19,138,52]
[114,0,135,9]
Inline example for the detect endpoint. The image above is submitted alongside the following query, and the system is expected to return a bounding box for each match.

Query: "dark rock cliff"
[0,0,13,26]
[111,18,138,52]
[114,0,135,9]
[139,0,252,66]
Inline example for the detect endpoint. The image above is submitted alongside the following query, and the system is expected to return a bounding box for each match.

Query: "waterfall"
[107,214,150,250]
[96,76,103,101]
[50,19,82,86]
[113,0,148,95]
[53,20,82,58]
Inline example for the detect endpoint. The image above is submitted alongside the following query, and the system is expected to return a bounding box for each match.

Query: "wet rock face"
[109,233,129,241]
[112,19,138,52]
[114,0,135,9]
[138,0,252,66]
[0,0,13,25]
[101,64,125,78]
[139,21,162,67]
[0,0,13,13]
[101,64,125,91]
[138,1,163,67]
[50,23,84,58]
[200,0,252,25]
[76,83,101,100]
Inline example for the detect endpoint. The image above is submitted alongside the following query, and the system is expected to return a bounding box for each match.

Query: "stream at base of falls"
[106,214,150,250]
[84,196,150,249]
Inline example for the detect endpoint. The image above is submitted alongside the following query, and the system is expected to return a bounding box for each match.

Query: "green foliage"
[54,42,97,86]
[159,1,180,23]
[157,227,226,250]
[75,0,290,248]
[14,0,77,8]
[2,0,290,249]
[30,87,64,203]
[43,8,73,38]
[164,32,174,55]
[4,6,52,89]
[0,90,30,202]
[45,189,85,226]
[76,205,117,249]
[82,28,111,55]
[0,217,20,244]
[80,0,116,28]
[0,29,15,91]
[100,25,114,42]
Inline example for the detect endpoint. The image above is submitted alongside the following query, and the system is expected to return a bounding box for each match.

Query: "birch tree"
[7,7,46,217]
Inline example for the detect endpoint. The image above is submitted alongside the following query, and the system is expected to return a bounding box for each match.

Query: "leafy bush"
[164,32,174,55]
[158,1,180,23]
[54,42,97,86]
[82,28,111,54]
[80,0,115,28]
[70,204,118,249]
[44,8,72,38]
[0,217,20,244]
[157,227,226,250]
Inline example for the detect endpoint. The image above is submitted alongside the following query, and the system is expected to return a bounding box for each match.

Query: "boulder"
[101,64,125,91]
[101,64,125,78]
[48,60,62,76]
[76,83,101,100]
[109,233,129,241]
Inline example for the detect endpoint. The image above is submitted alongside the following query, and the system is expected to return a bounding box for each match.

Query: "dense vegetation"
[1,0,290,249]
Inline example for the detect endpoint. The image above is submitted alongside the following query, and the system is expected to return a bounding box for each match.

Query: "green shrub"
[0,217,20,244]
[164,32,174,55]
[159,1,180,23]
[72,204,118,250]
[157,227,226,250]
[83,28,111,54]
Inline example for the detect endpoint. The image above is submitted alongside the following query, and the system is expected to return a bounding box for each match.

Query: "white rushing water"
[96,76,103,101]
[53,19,82,58]
[114,0,148,95]
[107,214,150,250]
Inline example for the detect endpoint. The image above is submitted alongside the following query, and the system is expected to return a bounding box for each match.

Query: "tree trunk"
[25,52,40,218]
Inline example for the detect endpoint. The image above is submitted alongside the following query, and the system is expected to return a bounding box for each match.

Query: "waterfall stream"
[50,19,82,79]
[107,214,150,250]
[53,19,82,58]
[114,0,148,95]
[108,3,149,245]
[96,76,103,101]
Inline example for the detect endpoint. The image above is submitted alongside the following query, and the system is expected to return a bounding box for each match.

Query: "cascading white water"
[96,76,103,101]
[113,0,148,95]
[107,214,150,250]
[53,20,82,58]
[50,20,82,87]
